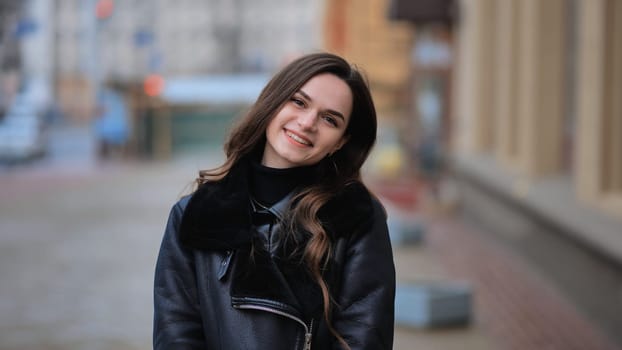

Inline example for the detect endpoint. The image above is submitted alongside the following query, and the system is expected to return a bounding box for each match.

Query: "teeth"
[286,131,311,145]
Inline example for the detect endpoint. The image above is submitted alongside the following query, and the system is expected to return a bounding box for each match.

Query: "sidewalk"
[374,179,499,350]
[425,212,620,350]
[392,241,497,350]
[373,178,621,350]
[1,155,619,349]
[0,155,217,350]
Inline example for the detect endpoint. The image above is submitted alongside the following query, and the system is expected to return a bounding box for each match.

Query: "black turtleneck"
[249,161,318,207]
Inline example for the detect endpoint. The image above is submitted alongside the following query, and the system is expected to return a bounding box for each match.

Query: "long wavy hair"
[198,52,377,348]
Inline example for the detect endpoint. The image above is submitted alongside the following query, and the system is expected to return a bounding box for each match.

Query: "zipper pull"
[303,319,313,350]
[303,331,312,350]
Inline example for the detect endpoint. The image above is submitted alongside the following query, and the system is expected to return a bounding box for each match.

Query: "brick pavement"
[425,212,621,350]
[371,176,620,350]
[392,243,498,350]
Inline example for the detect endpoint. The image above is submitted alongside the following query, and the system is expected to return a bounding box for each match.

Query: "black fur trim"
[179,161,374,251]
[178,161,254,250]
[318,181,374,239]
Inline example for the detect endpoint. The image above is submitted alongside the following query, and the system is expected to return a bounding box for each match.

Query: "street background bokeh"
[1,0,621,349]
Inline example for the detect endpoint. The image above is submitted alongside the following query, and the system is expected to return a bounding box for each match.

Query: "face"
[262,73,353,168]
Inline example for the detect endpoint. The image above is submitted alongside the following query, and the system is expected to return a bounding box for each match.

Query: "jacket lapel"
[230,241,306,314]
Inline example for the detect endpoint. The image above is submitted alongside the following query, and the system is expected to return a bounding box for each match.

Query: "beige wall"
[453,0,496,153]
[493,0,520,166]
[453,0,622,216]
[454,0,564,175]
[516,0,565,177]
[575,0,622,215]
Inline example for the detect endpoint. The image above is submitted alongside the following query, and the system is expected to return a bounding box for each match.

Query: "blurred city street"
[0,125,618,350]
[0,128,217,349]
[1,0,621,349]
[1,144,494,350]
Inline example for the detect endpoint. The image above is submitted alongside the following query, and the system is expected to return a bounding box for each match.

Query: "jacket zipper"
[303,320,313,350]
[233,304,313,350]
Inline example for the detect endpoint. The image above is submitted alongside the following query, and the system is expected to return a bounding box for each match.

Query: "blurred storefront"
[323,0,456,185]
[323,0,415,182]
[0,0,53,162]
[323,0,414,119]
[130,74,269,159]
[3,0,325,162]
[52,0,323,123]
[430,0,622,346]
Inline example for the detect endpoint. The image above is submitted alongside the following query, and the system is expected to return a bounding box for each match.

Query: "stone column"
[515,0,565,177]
[452,0,496,153]
[493,0,520,167]
[576,0,622,217]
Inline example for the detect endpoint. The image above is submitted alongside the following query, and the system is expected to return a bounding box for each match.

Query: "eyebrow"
[297,89,346,122]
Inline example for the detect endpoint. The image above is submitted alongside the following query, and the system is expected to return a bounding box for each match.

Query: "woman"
[153,52,395,350]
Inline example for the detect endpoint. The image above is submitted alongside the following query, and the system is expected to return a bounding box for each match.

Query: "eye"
[322,114,338,127]
[290,97,305,107]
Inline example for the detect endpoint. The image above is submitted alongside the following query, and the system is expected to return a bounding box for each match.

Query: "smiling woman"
[263,73,352,168]
[153,53,395,350]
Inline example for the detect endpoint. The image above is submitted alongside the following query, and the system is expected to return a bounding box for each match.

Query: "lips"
[284,129,313,146]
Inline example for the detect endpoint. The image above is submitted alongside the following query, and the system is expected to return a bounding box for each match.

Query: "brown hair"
[198,52,377,348]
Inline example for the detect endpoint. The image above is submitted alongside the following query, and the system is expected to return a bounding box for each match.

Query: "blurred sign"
[148,51,163,71]
[96,0,114,19]
[144,74,165,97]
[160,74,270,105]
[388,0,456,24]
[13,18,38,38]
[134,29,154,47]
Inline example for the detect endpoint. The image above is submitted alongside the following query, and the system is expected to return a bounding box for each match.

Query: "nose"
[296,110,317,131]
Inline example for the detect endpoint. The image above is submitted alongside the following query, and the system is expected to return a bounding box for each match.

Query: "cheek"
[266,116,282,137]
[324,133,346,151]
[267,109,289,131]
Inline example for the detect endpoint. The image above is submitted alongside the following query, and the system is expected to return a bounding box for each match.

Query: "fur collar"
[178,159,375,251]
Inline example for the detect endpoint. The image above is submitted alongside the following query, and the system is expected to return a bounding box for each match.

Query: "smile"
[285,130,313,146]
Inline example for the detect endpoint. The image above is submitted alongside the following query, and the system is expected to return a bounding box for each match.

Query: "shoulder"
[170,194,193,215]
[324,181,373,208]
[164,194,193,228]
[175,194,193,210]
[370,196,388,222]
[319,181,386,239]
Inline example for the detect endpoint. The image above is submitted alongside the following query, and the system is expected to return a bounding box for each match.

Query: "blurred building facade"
[445,0,622,345]
[1,0,54,113]
[323,0,458,181]
[322,0,424,179]
[52,0,323,122]
[0,0,54,161]
[323,0,414,119]
[54,0,322,79]
[0,1,22,114]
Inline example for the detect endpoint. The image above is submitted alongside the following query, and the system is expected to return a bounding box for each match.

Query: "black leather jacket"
[153,163,395,350]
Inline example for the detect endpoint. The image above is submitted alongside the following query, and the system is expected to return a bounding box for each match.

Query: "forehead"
[298,73,353,120]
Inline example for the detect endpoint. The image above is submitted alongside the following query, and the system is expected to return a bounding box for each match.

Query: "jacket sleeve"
[332,199,396,350]
[153,199,205,349]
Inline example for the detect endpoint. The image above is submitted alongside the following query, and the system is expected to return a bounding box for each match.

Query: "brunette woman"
[153,52,395,350]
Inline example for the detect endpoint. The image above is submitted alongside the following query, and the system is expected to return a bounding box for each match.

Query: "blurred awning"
[388,0,456,24]
[161,74,270,105]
